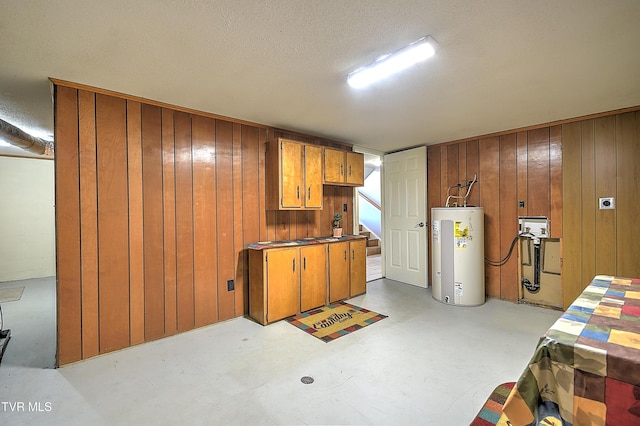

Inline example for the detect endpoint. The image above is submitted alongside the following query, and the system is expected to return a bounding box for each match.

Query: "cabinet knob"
[340,164,344,176]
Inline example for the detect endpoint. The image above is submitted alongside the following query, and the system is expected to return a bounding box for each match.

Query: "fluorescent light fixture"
[347,36,438,89]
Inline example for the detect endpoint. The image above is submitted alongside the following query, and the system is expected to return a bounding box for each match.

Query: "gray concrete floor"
[0,276,561,425]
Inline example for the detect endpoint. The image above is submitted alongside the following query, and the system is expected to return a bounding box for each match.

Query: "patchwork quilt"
[503,275,640,425]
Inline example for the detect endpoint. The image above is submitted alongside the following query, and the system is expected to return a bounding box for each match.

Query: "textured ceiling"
[1,0,639,158]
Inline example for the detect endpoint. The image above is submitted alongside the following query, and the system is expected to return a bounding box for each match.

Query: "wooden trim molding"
[436,105,640,147]
[50,78,271,130]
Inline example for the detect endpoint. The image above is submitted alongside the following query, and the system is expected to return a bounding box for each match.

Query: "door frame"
[352,145,385,278]
[382,146,428,287]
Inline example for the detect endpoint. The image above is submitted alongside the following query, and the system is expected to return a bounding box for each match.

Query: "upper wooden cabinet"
[323,148,364,186]
[266,138,323,210]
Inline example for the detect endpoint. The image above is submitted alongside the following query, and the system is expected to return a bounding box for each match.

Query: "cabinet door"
[300,244,327,311]
[304,145,323,208]
[350,239,367,296]
[266,248,300,322]
[280,140,303,208]
[328,241,350,302]
[346,152,364,186]
[324,148,345,184]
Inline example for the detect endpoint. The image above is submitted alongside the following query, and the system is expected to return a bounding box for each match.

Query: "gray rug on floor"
[0,287,24,303]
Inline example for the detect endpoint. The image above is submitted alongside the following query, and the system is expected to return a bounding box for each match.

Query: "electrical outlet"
[599,197,615,210]
[519,200,525,208]
[343,203,348,212]
[227,279,234,291]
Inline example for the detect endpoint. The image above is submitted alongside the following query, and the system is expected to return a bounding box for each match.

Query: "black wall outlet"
[227,279,234,291]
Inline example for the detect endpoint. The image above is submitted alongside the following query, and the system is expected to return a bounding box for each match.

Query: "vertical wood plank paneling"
[192,115,218,326]
[174,111,195,332]
[465,140,480,207]
[549,125,563,238]
[78,90,99,358]
[259,129,268,241]
[141,103,165,340]
[309,210,322,237]
[96,94,130,352]
[162,108,177,336]
[446,144,460,205]
[427,146,442,208]
[561,122,583,309]
[127,100,145,345]
[516,132,529,217]
[232,123,244,316]
[344,187,353,234]
[580,120,596,283]
[296,211,309,238]
[216,120,236,321]
[594,116,617,275]
[616,112,640,278]
[499,134,518,300]
[479,137,501,298]
[275,212,291,240]
[439,146,449,205]
[527,128,550,218]
[322,186,334,236]
[242,125,260,314]
[458,143,467,183]
[55,85,82,366]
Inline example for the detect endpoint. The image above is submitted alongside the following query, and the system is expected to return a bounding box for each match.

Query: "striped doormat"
[286,301,387,342]
[470,382,515,425]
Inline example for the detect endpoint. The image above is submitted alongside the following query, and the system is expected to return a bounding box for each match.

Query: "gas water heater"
[431,207,485,306]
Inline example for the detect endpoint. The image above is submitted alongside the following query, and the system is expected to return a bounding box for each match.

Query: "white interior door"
[383,147,427,287]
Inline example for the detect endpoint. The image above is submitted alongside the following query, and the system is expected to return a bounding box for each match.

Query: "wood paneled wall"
[427,127,562,301]
[562,111,640,308]
[54,84,354,365]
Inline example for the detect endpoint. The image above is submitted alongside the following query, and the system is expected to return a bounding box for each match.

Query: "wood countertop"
[246,234,367,250]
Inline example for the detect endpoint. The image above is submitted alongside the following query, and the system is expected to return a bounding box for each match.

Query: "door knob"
[415,222,425,228]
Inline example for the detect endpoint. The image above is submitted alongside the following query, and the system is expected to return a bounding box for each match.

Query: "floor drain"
[300,376,314,384]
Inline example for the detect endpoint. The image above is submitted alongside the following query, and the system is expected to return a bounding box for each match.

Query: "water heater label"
[455,282,463,296]
[454,221,469,238]
[432,220,440,243]
[454,221,469,249]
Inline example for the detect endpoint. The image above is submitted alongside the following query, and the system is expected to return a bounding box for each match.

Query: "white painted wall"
[0,156,55,281]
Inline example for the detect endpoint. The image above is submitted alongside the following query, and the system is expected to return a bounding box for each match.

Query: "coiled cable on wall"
[485,232,535,266]
[445,174,478,207]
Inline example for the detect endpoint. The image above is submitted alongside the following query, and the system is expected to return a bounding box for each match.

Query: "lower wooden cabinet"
[349,239,367,297]
[248,237,367,325]
[300,244,328,312]
[328,242,350,303]
[249,247,300,325]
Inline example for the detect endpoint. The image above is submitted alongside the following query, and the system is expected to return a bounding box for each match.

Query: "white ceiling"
[1,0,639,158]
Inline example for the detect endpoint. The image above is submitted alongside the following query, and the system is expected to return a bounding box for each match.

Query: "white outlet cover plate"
[599,197,615,210]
